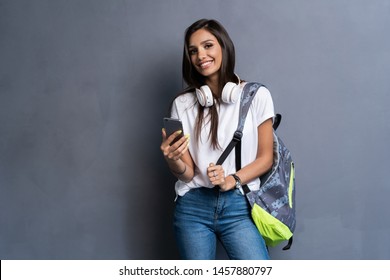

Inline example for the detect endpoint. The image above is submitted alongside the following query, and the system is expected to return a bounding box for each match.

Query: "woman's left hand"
[207,163,233,191]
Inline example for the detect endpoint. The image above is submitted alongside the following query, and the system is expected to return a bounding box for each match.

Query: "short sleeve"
[252,86,275,126]
[170,99,179,119]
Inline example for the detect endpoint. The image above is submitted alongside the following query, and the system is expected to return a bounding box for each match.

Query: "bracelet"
[171,164,187,176]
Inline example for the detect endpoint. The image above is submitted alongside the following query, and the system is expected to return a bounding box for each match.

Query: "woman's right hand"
[160,129,190,162]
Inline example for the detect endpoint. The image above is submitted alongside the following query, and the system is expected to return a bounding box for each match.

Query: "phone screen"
[163,117,184,145]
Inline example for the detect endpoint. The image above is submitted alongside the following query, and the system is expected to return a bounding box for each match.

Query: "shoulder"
[256,85,272,100]
[241,82,272,100]
[254,83,273,105]
[171,90,198,117]
[243,82,274,123]
[173,91,197,106]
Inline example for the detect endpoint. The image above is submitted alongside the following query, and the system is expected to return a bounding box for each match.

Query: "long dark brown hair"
[177,19,239,149]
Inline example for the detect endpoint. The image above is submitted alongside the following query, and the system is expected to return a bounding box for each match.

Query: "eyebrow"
[189,39,215,48]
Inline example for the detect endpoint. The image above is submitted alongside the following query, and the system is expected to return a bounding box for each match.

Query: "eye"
[204,43,213,49]
[188,48,197,55]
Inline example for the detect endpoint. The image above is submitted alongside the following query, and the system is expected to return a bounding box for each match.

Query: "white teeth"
[200,61,212,68]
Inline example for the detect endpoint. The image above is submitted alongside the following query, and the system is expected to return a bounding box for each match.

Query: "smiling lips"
[199,60,213,69]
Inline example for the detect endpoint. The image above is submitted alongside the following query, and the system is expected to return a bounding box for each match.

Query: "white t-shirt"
[171,82,275,197]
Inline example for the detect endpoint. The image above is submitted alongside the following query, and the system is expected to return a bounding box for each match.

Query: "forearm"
[234,154,273,186]
[208,154,272,191]
[166,156,194,183]
[161,129,194,182]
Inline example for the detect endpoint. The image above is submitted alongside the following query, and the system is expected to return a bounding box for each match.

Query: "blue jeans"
[174,187,270,260]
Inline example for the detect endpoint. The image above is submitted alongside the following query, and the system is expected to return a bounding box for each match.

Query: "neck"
[205,75,220,96]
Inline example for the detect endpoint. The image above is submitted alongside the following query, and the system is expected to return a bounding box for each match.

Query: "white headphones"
[196,75,241,107]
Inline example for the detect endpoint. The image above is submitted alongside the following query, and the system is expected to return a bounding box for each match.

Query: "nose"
[197,48,206,60]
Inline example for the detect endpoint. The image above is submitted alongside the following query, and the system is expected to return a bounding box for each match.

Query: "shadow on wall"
[122,57,182,259]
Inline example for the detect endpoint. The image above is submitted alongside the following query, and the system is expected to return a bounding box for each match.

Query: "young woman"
[160,19,275,259]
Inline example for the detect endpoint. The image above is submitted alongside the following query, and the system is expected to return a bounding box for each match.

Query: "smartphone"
[163,117,184,145]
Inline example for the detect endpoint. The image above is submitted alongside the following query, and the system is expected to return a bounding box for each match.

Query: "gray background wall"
[1,0,389,260]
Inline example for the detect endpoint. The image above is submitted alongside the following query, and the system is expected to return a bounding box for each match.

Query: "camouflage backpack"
[217,82,296,250]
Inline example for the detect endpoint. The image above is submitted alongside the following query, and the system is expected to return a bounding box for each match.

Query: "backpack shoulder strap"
[216,82,262,165]
[273,113,282,131]
[237,82,263,132]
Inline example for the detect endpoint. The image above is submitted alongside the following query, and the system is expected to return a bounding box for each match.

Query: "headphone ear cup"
[196,85,214,107]
[221,82,240,103]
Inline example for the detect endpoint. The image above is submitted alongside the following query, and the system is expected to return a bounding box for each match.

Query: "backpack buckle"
[233,131,243,141]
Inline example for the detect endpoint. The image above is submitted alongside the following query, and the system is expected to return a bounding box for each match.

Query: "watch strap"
[231,173,242,188]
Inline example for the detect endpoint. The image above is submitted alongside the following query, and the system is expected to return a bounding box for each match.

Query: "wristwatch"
[231,174,242,189]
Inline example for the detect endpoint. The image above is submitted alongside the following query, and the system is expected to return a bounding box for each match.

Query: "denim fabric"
[174,187,270,260]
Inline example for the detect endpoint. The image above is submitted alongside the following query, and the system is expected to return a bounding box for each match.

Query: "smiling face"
[188,29,223,83]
